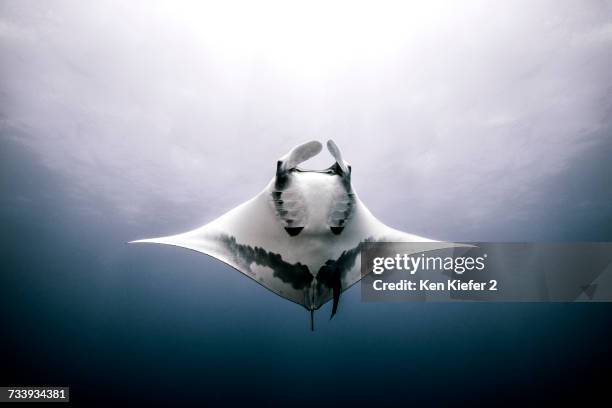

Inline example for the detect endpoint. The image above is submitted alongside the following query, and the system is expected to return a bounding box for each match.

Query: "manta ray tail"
[310,309,315,331]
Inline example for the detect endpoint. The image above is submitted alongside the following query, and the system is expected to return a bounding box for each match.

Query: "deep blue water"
[2,138,611,406]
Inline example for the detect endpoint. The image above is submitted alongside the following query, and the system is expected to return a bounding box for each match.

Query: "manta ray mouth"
[292,166,341,175]
[277,139,350,175]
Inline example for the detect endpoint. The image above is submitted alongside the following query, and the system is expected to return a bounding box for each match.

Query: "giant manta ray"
[131,140,458,328]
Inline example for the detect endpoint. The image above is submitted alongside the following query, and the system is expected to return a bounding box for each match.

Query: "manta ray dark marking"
[131,139,460,329]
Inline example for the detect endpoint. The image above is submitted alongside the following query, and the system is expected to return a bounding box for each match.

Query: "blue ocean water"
[2,138,611,406]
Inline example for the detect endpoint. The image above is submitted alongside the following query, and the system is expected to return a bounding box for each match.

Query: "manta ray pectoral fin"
[128,237,173,245]
[130,232,322,311]
[128,235,206,254]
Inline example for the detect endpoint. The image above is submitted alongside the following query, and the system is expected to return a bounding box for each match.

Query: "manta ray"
[131,140,458,329]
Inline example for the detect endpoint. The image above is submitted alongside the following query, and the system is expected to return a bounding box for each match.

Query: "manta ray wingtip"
[127,239,146,244]
[127,238,165,245]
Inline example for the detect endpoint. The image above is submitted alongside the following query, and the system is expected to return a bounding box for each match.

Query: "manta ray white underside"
[131,140,460,326]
